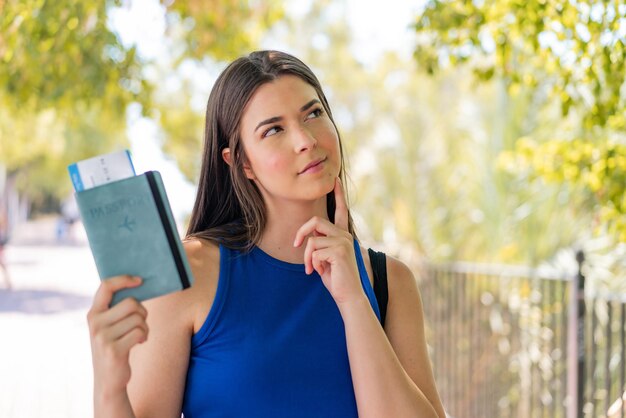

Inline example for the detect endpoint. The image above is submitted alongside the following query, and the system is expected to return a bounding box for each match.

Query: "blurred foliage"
[155,82,206,181]
[500,138,626,241]
[267,1,591,264]
[366,65,592,264]
[0,0,282,208]
[0,0,150,117]
[413,0,626,243]
[0,100,128,202]
[167,0,284,62]
[0,0,144,202]
[413,0,625,130]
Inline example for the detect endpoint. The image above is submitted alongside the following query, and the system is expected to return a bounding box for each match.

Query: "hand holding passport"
[69,150,194,306]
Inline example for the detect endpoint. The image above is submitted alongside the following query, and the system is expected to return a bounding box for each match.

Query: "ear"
[222,147,256,180]
[221,147,233,167]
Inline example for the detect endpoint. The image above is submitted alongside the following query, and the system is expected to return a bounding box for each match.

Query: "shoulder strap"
[367,248,388,327]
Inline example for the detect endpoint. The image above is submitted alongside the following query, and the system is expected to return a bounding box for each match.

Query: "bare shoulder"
[386,255,420,297]
[183,235,219,263]
[141,237,220,318]
[358,245,418,294]
[128,237,221,333]
[182,237,221,333]
[384,254,424,333]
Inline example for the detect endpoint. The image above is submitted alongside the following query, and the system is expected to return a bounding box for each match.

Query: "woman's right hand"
[87,275,149,399]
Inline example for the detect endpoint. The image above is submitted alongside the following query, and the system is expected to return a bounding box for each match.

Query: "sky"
[108,0,425,222]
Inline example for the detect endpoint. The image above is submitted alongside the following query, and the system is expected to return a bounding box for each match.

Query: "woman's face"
[234,75,341,205]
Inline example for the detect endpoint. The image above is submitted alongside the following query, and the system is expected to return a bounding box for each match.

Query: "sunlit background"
[1,0,625,417]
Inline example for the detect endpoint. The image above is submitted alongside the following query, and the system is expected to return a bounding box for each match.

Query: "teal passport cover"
[75,171,193,306]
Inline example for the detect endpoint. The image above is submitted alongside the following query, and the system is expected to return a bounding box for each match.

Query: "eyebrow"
[300,99,320,112]
[254,99,321,132]
[254,116,282,133]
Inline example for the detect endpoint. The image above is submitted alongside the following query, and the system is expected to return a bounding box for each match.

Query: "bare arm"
[88,239,219,418]
[294,179,444,417]
[338,255,445,418]
[125,285,196,417]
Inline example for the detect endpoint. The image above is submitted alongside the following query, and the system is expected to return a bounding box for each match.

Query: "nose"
[293,125,317,152]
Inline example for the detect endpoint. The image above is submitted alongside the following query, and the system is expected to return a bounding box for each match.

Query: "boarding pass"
[68,150,136,192]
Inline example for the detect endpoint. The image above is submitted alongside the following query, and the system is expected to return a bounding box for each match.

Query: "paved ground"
[0,217,99,418]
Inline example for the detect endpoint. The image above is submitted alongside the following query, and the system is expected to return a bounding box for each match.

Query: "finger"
[115,327,149,355]
[98,297,147,330]
[104,312,149,342]
[333,177,349,231]
[91,275,143,313]
[311,250,328,276]
[293,216,339,247]
[311,247,336,276]
[303,236,336,275]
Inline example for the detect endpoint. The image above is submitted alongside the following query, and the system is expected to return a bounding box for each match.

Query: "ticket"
[68,150,136,192]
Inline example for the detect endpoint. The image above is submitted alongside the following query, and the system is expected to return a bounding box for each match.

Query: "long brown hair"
[186,50,356,251]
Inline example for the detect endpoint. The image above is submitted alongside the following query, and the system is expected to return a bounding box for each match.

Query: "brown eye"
[262,126,282,138]
[306,108,324,120]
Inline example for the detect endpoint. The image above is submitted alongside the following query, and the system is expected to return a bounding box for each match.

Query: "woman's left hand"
[293,178,365,306]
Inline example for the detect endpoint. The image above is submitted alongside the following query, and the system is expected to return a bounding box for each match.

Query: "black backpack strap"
[368,248,388,327]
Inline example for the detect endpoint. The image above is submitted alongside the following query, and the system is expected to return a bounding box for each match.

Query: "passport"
[75,171,193,306]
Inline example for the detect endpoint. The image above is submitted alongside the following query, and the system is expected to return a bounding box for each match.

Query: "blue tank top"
[182,239,380,417]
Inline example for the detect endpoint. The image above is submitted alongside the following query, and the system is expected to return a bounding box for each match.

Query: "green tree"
[413,0,626,242]
[0,0,282,207]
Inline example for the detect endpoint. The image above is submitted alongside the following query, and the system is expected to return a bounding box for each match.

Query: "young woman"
[87,50,445,418]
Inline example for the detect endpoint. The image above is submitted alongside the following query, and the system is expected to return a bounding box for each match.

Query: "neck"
[257,197,330,264]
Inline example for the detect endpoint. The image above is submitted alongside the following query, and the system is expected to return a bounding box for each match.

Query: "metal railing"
[420,252,626,418]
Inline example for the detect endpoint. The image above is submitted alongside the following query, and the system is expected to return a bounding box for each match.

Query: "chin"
[305,180,335,201]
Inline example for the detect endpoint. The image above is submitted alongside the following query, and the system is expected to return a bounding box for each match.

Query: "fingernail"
[133,276,142,282]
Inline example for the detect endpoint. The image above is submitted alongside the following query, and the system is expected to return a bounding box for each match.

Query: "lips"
[298,157,327,174]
